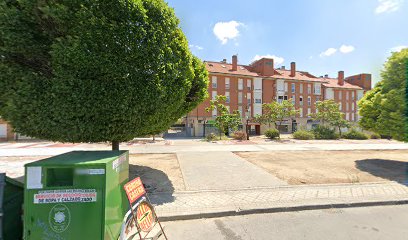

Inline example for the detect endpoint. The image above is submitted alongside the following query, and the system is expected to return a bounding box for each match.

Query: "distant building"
[0,118,15,141]
[186,55,371,136]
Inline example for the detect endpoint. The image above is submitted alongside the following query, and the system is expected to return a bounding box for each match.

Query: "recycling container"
[1,174,24,240]
[23,151,129,240]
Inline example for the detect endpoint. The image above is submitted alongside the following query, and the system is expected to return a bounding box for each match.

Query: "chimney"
[222,59,227,63]
[290,62,296,77]
[232,55,238,71]
[281,66,285,70]
[338,71,344,85]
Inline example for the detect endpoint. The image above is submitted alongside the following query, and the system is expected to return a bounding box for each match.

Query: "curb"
[158,199,408,222]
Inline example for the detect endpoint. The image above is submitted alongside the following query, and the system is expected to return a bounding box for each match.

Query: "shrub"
[370,132,381,139]
[312,125,339,139]
[206,133,218,141]
[293,130,314,140]
[265,128,280,139]
[343,129,368,140]
[232,131,247,140]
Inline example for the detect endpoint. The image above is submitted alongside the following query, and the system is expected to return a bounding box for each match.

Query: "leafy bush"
[370,132,381,139]
[205,133,218,141]
[293,130,314,140]
[232,131,247,140]
[265,128,280,139]
[343,129,368,140]
[312,125,339,139]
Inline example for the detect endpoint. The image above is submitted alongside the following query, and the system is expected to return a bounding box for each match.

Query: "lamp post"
[245,115,250,140]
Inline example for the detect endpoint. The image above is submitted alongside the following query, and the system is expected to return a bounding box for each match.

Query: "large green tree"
[0,0,208,149]
[358,49,407,141]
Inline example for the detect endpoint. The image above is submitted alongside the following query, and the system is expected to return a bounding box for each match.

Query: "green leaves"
[256,100,298,130]
[0,0,208,143]
[206,95,242,137]
[358,49,407,141]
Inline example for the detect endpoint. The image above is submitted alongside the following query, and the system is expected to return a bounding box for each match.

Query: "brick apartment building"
[186,55,371,137]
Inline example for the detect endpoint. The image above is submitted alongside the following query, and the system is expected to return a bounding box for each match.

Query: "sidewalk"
[149,182,408,221]
[1,142,408,156]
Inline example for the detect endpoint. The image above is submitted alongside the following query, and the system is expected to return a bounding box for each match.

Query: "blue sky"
[166,0,408,85]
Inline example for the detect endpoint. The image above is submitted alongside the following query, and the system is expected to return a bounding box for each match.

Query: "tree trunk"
[338,126,342,137]
[152,135,155,142]
[112,141,120,151]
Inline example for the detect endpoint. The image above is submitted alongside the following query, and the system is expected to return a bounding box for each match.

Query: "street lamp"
[245,114,250,140]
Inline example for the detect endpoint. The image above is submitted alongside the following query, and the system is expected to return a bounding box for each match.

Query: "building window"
[300,84,303,94]
[339,91,342,99]
[247,93,251,105]
[284,95,288,101]
[316,96,320,102]
[277,96,283,103]
[346,103,349,111]
[247,79,252,90]
[352,91,355,101]
[212,76,217,88]
[307,84,312,94]
[225,91,230,104]
[238,78,243,90]
[307,108,311,117]
[225,78,230,90]
[314,83,321,95]
[291,83,295,93]
[255,99,262,104]
[299,108,303,117]
[339,103,342,111]
[212,108,217,117]
[299,96,303,106]
[352,103,355,111]
[284,82,288,92]
[307,96,311,106]
[212,91,217,100]
[238,106,243,116]
[238,92,243,104]
[292,95,296,105]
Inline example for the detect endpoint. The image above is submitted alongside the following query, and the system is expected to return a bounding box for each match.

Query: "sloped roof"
[321,78,363,89]
[205,61,259,76]
[273,69,325,82]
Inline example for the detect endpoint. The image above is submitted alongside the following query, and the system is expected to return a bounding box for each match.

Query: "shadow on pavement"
[129,164,174,205]
[355,159,408,185]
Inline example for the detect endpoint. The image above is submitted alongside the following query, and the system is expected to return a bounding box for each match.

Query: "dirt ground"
[236,150,408,185]
[129,154,185,193]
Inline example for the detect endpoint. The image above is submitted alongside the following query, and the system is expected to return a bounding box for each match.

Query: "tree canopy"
[255,100,298,132]
[309,99,350,135]
[206,95,241,139]
[0,0,208,148]
[358,49,407,141]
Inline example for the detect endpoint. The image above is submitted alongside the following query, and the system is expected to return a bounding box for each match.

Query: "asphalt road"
[160,205,408,240]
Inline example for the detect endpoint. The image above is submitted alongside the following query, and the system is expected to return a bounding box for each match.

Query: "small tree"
[257,100,298,133]
[310,100,350,135]
[206,95,241,140]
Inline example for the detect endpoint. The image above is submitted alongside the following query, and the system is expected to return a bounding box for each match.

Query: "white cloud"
[189,44,203,51]
[252,54,284,65]
[339,45,355,53]
[375,0,403,14]
[213,21,243,44]
[390,45,407,52]
[319,48,337,57]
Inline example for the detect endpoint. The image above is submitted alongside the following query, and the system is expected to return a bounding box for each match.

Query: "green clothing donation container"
[23,151,129,240]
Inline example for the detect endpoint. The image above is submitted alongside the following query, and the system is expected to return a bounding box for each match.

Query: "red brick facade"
[187,55,371,136]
